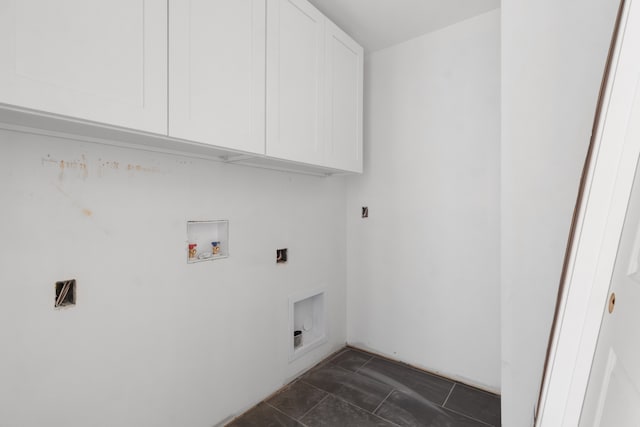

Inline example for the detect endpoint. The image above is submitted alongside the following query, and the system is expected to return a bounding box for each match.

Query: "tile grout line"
[442,383,456,407]
[326,348,351,365]
[333,363,365,375]
[305,375,494,427]
[348,345,501,398]
[302,374,400,427]
[265,401,310,426]
[372,388,395,414]
[324,392,403,427]
[441,382,500,426]
[453,381,502,399]
[353,355,374,374]
[323,355,464,423]
[300,379,330,395]
[323,360,395,393]
[236,347,500,427]
[371,410,403,427]
[443,406,496,427]
[313,360,406,413]
[439,383,497,427]
[297,393,331,422]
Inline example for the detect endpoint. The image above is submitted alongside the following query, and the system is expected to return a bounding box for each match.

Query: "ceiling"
[307,0,500,52]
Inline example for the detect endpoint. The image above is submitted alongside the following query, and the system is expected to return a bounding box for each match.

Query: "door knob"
[608,292,616,314]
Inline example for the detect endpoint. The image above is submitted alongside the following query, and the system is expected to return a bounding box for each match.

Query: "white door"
[266,0,324,165]
[169,0,266,154]
[580,1,640,425]
[580,115,640,425]
[323,20,363,173]
[0,0,167,134]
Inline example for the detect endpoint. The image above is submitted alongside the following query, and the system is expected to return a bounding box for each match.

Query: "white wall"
[0,130,347,427]
[501,0,619,425]
[346,10,501,392]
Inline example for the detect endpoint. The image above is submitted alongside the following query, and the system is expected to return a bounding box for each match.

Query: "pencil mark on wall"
[98,160,162,176]
[126,163,160,173]
[41,154,89,180]
[42,154,164,179]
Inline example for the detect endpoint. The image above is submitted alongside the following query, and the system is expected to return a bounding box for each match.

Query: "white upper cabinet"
[265,0,363,172]
[169,0,266,154]
[266,0,325,166]
[0,0,167,134]
[0,0,362,174]
[323,20,363,173]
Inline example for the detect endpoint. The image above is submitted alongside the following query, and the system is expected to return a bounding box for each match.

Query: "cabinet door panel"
[169,0,266,154]
[324,20,363,172]
[0,0,167,134]
[266,0,324,165]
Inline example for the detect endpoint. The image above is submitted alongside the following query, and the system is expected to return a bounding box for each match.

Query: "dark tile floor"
[226,347,501,427]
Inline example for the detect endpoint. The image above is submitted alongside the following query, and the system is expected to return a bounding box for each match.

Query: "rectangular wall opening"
[55,279,76,308]
[186,220,229,263]
[289,289,327,362]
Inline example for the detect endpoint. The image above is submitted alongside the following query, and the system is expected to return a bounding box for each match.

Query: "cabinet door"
[169,0,266,154]
[266,0,325,165]
[324,20,363,173]
[0,0,167,134]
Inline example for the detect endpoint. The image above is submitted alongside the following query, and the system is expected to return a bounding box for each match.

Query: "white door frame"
[535,0,640,425]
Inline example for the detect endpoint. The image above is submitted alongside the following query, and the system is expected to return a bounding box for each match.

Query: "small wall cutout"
[362,207,369,218]
[277,248,288,264]
[55,279,76,308]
